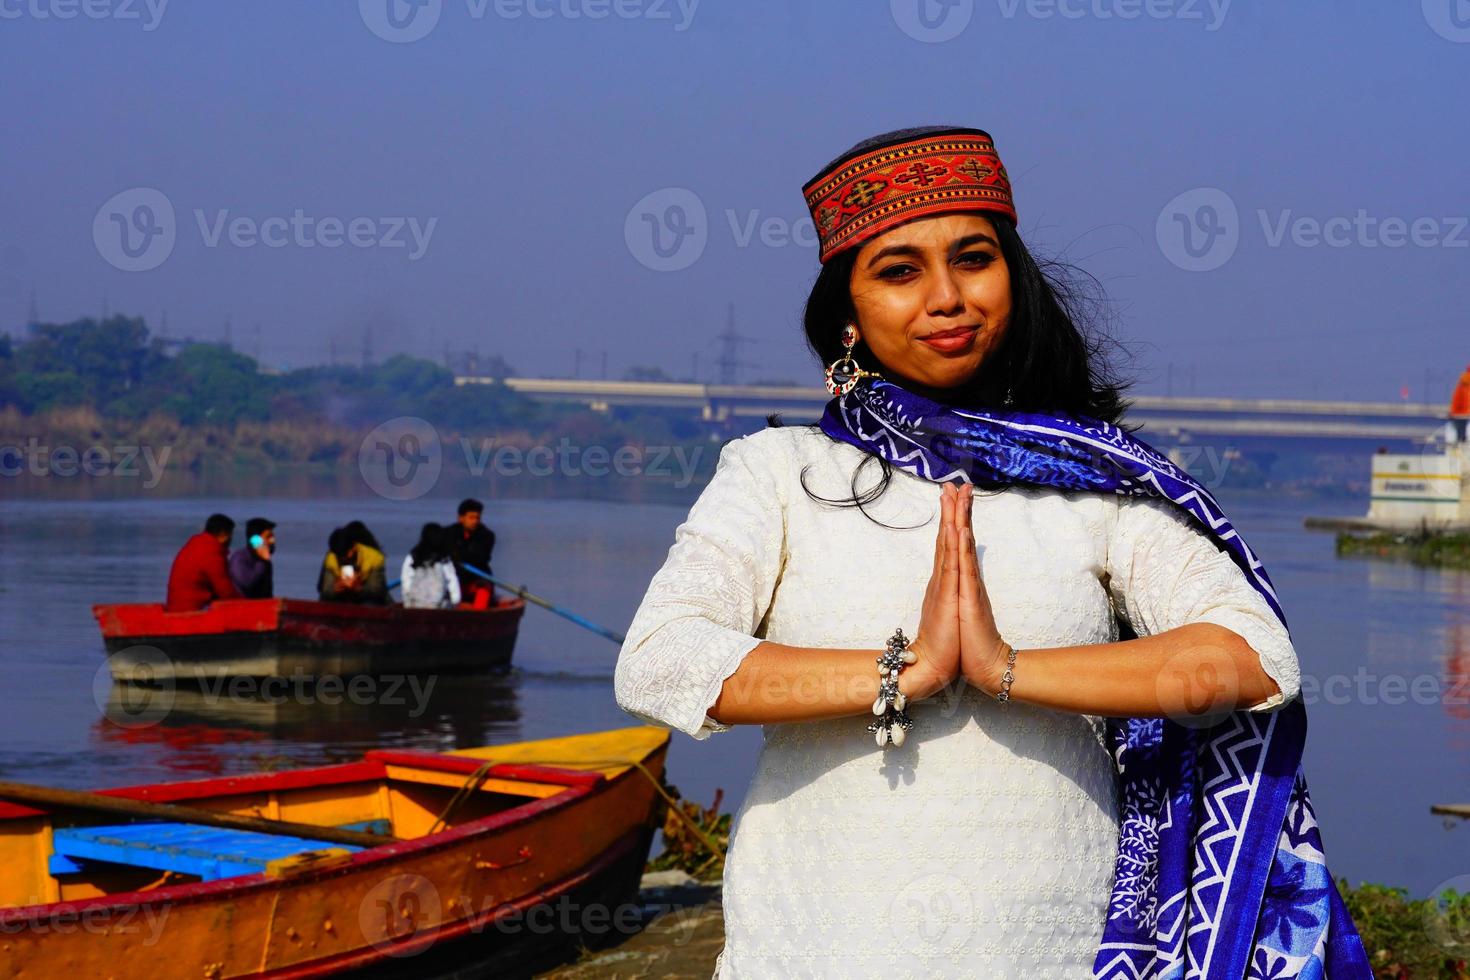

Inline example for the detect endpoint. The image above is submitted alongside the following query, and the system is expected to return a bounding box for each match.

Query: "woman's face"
[848,212,1012,398]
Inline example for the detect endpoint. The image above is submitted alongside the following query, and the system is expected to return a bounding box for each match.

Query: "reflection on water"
[0,482,1465,895]
[92,672,523,776]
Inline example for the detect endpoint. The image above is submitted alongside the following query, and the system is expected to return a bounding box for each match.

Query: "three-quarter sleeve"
[613,433,787,740]
[1104,495,1301,712]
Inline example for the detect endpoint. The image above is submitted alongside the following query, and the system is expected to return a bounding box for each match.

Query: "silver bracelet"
[868,627,917,747]
[995,642,1018,703]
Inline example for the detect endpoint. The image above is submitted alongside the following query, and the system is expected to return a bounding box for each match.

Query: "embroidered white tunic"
[613,425,1302,979]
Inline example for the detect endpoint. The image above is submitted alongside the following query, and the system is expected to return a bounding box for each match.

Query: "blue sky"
[3,0,1467,400]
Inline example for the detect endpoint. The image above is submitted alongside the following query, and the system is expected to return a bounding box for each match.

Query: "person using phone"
[228,517,277,599]
[317,523,389,605]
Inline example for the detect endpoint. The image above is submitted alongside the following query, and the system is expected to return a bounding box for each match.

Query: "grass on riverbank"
[1336,529,1470,570]
[1343,881,1470,978]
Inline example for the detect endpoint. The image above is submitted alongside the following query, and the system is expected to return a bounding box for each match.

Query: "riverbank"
[1337,529,1470,570]
[534,875,1470,979]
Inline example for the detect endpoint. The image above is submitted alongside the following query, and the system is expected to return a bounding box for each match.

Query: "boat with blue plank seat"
[0,726,670,979]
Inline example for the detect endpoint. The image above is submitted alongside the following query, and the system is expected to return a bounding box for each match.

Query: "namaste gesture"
[906,482,1012,700]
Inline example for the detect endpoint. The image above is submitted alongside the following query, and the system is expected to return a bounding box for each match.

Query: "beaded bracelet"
[994,642,1018,703]
[868,627,917,747]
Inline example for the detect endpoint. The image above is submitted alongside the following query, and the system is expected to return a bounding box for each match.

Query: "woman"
[614,127,1370,978]
[400,522,462,609]
[317,523,389,605]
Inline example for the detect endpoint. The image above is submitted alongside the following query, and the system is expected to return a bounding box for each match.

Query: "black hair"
[458,498,484,517]
[410,523,450,568]
[204,513,235,536]
[327,526,351,561]
[788,125,1139,527]
[244,517,275,538]
[342,520,381,552]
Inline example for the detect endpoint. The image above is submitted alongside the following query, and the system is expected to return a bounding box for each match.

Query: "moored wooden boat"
[0,725,670,978]
[92,597,526,681]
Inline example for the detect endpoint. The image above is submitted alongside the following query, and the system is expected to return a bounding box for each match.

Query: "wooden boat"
[0,725,670,978]
[93,597,526,681]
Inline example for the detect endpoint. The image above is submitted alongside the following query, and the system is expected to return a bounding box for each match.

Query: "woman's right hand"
[904,482,964,701]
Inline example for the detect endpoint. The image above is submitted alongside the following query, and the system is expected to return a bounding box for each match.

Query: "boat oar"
[460,564,626,645]
[0,781,399,847]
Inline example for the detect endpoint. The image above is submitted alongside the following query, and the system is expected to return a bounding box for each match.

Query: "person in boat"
[228,517,276,599]
[165,513,241,612]
[400,523,462,609]
[317,523,389,605]
[448,497,496,609]
[613,127,1370,977]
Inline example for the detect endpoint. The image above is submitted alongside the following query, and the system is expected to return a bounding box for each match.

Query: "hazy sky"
[3,1,1466,401]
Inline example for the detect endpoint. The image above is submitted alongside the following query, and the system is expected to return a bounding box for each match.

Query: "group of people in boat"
[163,498,497,614]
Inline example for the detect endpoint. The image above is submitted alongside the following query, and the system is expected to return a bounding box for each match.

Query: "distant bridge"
[455,377,1453,444]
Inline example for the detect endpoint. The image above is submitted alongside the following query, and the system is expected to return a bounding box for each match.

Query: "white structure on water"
[1365,437,1470,529]
[1355,373,1470,531]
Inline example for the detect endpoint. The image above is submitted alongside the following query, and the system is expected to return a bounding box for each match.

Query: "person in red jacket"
[165,513,242,612]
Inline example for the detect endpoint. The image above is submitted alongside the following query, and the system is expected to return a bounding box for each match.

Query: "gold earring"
[824,323,881,396]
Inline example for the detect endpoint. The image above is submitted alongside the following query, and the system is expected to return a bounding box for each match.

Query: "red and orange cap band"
[802,128,1017,264]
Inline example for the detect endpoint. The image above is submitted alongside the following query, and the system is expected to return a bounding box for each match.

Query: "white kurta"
[613,424,1302,979]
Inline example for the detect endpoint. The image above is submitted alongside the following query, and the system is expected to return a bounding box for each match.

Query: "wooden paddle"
[460,563,627,644]
[0,780,399,847]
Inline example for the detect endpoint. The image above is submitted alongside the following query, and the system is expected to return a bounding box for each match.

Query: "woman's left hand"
[954,483,1011,695]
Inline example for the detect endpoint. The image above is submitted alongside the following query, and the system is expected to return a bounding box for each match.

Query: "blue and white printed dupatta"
[819,380,1372,980]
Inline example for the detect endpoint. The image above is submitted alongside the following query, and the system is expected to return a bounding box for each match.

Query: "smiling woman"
[613,125,1372,979]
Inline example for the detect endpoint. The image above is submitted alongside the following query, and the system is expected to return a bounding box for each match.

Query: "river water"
[0,473,1466,899]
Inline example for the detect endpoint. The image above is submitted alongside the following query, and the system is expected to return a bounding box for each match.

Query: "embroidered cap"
[802,127,1017,264]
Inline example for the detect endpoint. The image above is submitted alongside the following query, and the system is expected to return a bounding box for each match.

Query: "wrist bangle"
[995,642,1018,703]
[868,627,917,747]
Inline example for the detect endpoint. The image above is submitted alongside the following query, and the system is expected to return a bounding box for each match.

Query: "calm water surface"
[0,484,1466,897]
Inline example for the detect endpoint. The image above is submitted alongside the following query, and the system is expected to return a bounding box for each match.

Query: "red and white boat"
[92,597,526,681]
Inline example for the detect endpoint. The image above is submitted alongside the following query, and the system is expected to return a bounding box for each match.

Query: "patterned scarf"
[820,379,1372,980]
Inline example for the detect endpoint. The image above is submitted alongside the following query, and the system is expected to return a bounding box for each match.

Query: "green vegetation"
[646,783,730,880]
[0,314,540,430]
[1342,880,1470,978]
[1337,530,1470,571]
[0,315,716,480]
